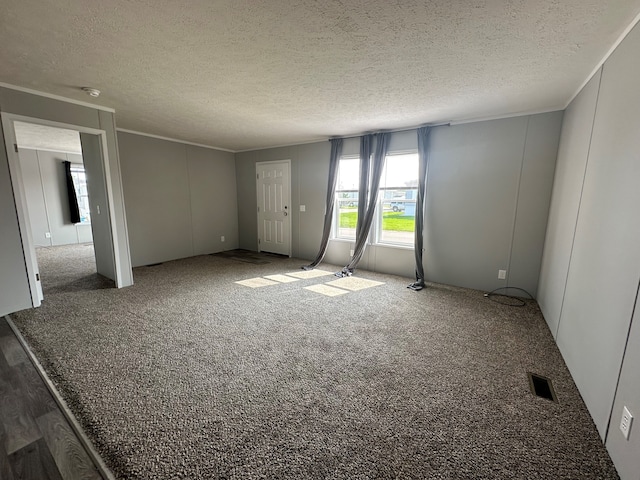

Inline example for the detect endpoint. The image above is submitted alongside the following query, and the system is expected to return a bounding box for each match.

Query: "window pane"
[70,167,91,224]
[378,154,418,245]
[334,158,359,240]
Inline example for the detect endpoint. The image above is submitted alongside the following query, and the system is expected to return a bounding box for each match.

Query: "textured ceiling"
[14,121,82,154]
[1,1,640,152]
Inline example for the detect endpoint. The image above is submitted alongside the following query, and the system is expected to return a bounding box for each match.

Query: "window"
[333,157,359,240]
[332,152,418,247]
[376,153,418,246]
[70,166,91,224]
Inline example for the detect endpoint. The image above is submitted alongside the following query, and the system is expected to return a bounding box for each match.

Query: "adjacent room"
[1,1,639,479]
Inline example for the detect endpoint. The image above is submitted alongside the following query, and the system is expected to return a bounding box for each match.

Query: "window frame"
[372,151,419,248]
[332,155,360,241]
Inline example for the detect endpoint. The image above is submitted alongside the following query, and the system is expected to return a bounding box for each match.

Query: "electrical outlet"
[221,236,225,242]
[620,406,633,440]
[350,249,354,256]
[498,269,507,280]
[45,232,51,238]
[300,205,306,212]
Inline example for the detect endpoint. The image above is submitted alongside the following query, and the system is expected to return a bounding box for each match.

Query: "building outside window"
[334,156,359,240]
[376,153,418,246]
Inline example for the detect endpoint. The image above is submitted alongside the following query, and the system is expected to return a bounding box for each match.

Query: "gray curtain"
[63,161,81,224]
[303,138,343,270]
[337,132,390,277]
[408,126,432,290]
[355,134,372,238]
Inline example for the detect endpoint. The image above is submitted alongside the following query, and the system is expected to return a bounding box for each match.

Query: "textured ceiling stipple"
[1,1,640,151]
[14,122,82,154]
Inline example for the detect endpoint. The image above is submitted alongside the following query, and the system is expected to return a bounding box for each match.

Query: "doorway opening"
[12,121,112,295]
[3,113,121,307]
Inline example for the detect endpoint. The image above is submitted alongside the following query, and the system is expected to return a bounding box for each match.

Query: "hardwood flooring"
[0,318,104,480]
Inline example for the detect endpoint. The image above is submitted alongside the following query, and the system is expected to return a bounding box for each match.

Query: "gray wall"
[81,133,115,281]
[424,113,562,295]
[118,132,239,267]
[606,282,640,480]
[537,21,640,479]
[236,112,562,293]
[0,86,133,315]
[236,141,330,262]
[537,71,601,336]
[18,148,93,247]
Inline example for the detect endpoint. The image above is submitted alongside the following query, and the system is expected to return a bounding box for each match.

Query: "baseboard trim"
[4,315,116,480]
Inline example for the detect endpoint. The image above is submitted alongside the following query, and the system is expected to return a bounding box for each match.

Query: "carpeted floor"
[10,244,619,479]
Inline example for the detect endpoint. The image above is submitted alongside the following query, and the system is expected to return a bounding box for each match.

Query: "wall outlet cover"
[221,236,225,242]
[620,406,633,440]
[45,232,51,238]
[498,269,507,279]
[300,205,306,212]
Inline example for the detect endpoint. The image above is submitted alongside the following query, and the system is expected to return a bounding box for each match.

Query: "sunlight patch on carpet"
[285,269,334,279]
[264,274,300,283]
[326,276,385,291]
[304,284,349,297]
[235,277,278,288]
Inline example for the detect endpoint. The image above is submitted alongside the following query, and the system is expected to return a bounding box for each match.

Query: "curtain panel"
[303,138,344,270]
[338,132,390,277]
[408,126,432,290]
[63,160,81,224]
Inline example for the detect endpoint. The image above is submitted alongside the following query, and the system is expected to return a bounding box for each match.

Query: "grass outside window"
[339,211,415,232]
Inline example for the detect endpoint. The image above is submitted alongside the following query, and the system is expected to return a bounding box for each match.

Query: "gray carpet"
[10,244,619,479]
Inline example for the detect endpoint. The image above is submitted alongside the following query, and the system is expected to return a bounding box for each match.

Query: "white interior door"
[256,160,291,256]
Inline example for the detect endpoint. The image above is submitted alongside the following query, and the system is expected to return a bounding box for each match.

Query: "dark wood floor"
[0,317,103,480]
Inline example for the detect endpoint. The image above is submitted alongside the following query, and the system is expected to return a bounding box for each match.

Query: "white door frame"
[256,159,292,257]
[2,113,123,308]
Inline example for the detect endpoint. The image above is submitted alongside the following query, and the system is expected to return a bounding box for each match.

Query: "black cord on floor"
[483,287,534,307]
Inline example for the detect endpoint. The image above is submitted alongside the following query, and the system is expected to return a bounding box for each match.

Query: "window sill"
[372,242,414,251]
[330,237,356,243]
[331,238,414,251]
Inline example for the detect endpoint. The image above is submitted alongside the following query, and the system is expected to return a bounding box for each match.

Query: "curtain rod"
[331,122,451,141]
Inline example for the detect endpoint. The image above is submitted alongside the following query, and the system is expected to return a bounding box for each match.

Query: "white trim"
[108,115,134,287]
[4,113,107,136]
[448,107,564,126]
[116,128,235,153]
[236,137,328,153]
[92,131,124,288]
[564,10,640,109]
[0,82,115,113]
[1,115,42,307]
[2,113,124,292]
[4,316,117,480]
[238,111,574,153]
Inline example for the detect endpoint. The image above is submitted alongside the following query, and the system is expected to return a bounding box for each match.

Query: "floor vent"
[528,372,558,402]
